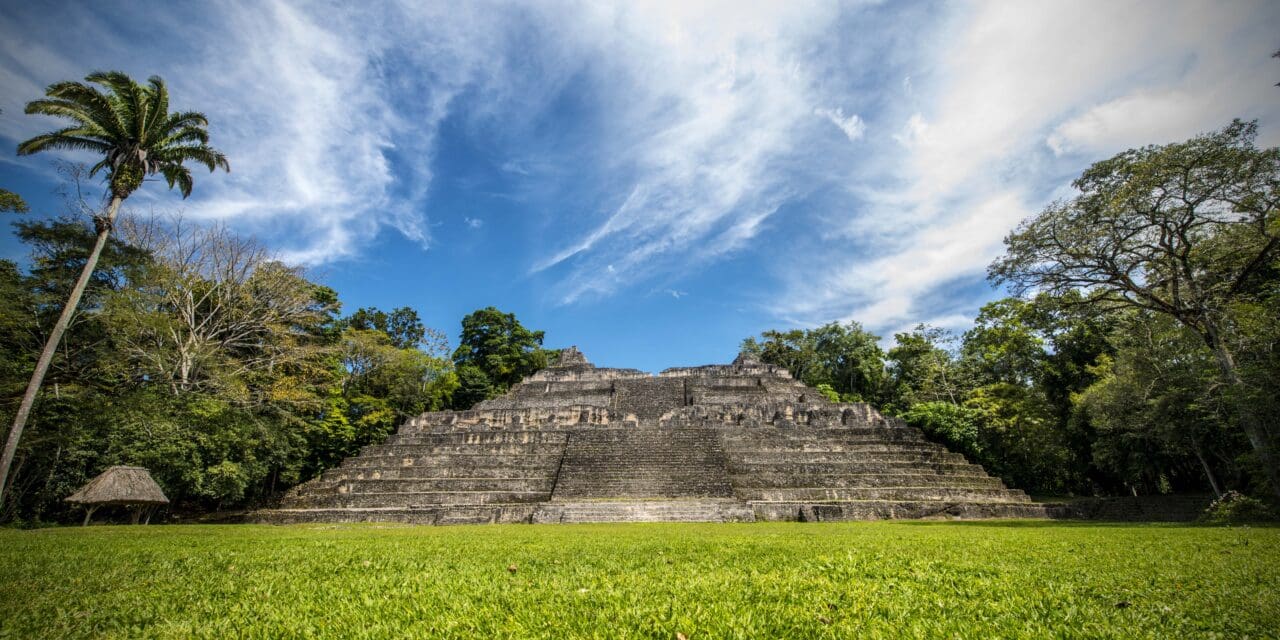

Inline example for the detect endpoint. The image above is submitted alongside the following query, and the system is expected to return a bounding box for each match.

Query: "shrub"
[901,401,982,462]
[815,383,841,403]
[1200,491,1277,524]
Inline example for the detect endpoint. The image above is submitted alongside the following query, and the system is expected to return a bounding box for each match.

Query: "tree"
[0,190,27,213]
[346,307,446,352]
[1077,313,1242,496]
[104,216,334,397]
[744,322,887,402]
[990,120,1280,496]
[0,71,229,502]
[451,307,547,403]
[885,325,965,409]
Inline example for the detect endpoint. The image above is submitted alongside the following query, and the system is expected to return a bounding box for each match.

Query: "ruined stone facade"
[254,348,1051,524]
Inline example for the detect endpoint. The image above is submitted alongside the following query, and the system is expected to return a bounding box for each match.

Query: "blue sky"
[1,1,1278,372]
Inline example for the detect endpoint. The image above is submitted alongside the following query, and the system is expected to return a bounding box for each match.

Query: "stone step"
[720,441,949,454]
[552,428,735,499]
[726,461,988,476]
[729,451,969,464]
[363,442,566,455]
[749,500,1053,521]
[735,486,1030,503]
[536,500,756,523]
[386,432,570,445]
[717,428,926,442]
[362,444,568,457]
[320,466,558,482]
[730,473,1006,489]
[300,477,555,495]
[341,453,562,469]
[291,491,550,508]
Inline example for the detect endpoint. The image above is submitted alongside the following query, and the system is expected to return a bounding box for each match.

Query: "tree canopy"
[991,120,1280,496]
[451,307,549,405]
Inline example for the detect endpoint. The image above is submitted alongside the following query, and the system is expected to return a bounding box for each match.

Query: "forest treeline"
[746,121,1280,500]
[0,199,554,522]
[2,119,1277,522]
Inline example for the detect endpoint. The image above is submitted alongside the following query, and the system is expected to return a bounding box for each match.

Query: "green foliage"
[1075,313,1242,495]
[885,324,965,410]
[345,306,447,353]
[451,307,549,407]
[965,383,1075,494]
[991,120,1280,495]
[1,523,1279,637]
[452,364,496,410]
[1199,491,1277,524]
[901,401,982,461]
[814,383,840,403]
[746,321,886,402]
[0,215,461,522]
[0,189,27,213]
[18,71,229,199]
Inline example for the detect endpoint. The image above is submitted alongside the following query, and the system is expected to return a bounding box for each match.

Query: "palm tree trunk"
[0,196,123,505]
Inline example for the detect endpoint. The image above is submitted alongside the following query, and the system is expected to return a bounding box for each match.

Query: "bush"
[1200,491,1277,524]
[901,402,982,462]
[815,383,841,403]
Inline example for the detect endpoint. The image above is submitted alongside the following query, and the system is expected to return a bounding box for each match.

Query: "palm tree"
[0,71,228,503]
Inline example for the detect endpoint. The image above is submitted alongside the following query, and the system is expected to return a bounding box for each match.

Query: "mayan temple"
[255,348,1050,524]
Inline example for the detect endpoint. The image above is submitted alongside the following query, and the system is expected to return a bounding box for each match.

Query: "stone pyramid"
[256,348,1050,524]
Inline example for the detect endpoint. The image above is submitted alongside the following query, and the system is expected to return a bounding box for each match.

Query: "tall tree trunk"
[1203,326,1280,499]
[1190,438,1222,498]
[0,196,124,505]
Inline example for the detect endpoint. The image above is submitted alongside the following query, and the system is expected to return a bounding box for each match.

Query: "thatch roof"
[65,466,169,505]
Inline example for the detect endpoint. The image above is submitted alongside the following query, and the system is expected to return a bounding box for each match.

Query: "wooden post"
[130,505,142,525]
[82,505,98,526]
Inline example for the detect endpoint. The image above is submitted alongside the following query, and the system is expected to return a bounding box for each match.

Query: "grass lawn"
[0,521,1277,639]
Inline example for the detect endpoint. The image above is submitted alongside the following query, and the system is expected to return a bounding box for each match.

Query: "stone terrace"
[254,348,1052,524]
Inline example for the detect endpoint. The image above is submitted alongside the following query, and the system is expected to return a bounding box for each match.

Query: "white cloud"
[528,1,836,303]
[777,0,1280,334]
[0,1,506,264]
[464,217,484,229]
[4,0,1277,337]
[814,107,866,142]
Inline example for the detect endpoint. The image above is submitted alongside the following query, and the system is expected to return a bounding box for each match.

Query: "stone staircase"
[253,348,1052,525]
[552,428,734,499]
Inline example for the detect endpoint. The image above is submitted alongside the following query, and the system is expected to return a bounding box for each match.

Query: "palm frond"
[88,157,111,178]
[163,111,210,130]
[17,131,113,156]
[24,98,113,135]
[22,70,229,198]
[153,145,230,173]
[87,71,144,138]
[141,76,169,144]
[156,126,210,147]
[159,163,194,198]
[41,81,128,139]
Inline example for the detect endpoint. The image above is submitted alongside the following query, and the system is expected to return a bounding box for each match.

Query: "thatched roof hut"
[66,466,168,525]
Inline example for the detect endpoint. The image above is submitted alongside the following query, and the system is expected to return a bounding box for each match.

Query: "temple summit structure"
[255,348,1051,524]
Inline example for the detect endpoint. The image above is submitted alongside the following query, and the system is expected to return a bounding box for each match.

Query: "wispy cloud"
[777,0,1280,334]
[2,0,1277,344]
[526,2,836,303]
[814,107,866,142]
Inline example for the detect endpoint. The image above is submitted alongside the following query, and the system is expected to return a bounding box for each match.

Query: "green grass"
[1,521,1277,639]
